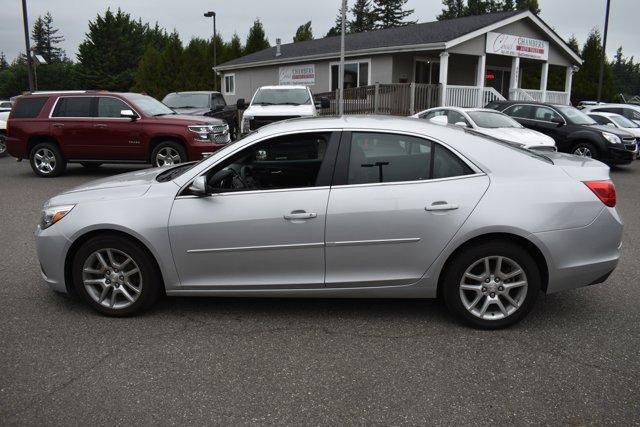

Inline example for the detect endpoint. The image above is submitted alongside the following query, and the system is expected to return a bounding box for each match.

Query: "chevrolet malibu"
[36,116,623,328]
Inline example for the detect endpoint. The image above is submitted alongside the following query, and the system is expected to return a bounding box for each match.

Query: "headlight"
[188,124,229,141]
[602,132,621,144]
[242,116,252,133]
[40,204,75,230]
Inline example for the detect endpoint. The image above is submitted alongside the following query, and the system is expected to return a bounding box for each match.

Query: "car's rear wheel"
[442,240,540,329]
[29,142,67,177]
[0,133,7,157]
[72,235,161,316]
[572,142,598,160]
[80,162,103,169]
[151,142,187,167]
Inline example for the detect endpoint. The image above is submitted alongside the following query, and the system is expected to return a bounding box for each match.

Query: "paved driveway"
[1,158,639,425]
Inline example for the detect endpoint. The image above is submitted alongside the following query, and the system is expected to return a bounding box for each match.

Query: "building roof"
[217,10,581,71]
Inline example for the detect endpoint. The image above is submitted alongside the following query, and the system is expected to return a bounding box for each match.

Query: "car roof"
[586,111,620,118]
[589,103,640,109]
[165,91,221,95]
[257,85,309,90]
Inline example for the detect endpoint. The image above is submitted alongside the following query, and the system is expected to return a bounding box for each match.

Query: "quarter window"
[52,97,93,118]
[12,97,47,118]
[205,132,331,192]
[97,97,130,118]
[446,110,471,127]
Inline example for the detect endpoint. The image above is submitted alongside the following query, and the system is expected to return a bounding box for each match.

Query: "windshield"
[556,105,597,125]
[163,93,210,109]
[467,111,522,129]
[128,93,175,116]
[251,88,312,106]
[610,114,639,128]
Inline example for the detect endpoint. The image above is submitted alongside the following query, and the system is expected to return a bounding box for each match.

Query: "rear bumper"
[5,136,27,158]
[534,207,623,294]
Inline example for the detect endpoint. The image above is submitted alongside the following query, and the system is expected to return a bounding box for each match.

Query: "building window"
[330,59,371,91]
[224,74,235,95]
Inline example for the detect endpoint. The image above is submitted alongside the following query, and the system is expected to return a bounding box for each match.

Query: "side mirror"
[188,176,208,196]
[120,109,138,120]
[211,105,224,113]
[236,98,247,110]
[454,121,469,128]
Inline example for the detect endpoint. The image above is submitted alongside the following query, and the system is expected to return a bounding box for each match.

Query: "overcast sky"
[0,0,637,63]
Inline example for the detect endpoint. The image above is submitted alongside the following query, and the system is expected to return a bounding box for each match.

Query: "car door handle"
[284,211,317,220]
[425,202,459,211]
[52,123,64,128]
[93,123,108,128]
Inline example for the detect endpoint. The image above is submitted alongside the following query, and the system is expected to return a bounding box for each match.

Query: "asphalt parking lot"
[0,156,639,425]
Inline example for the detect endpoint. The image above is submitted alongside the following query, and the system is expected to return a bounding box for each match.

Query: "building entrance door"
[485,68,511,98]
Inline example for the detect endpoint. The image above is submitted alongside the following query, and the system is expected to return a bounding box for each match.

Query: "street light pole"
[338,0,346,115]
[204,11,217,91]
[21,0,35,92]
[597,0,611,102]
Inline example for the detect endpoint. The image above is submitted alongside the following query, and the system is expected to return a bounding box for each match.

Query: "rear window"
[11,97,48,118]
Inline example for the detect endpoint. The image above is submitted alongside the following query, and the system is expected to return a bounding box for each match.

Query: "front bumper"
[36,224,72,293]
[606,145,637,165]
[534,206,623,294]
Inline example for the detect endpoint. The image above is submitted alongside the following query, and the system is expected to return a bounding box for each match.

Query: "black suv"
[487,101,637,165]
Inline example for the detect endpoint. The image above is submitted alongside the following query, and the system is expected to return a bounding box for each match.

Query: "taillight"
[583,180,616,207]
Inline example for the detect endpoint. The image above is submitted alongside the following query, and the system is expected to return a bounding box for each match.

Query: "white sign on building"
[486,32,549,61]
[279,64,316,85]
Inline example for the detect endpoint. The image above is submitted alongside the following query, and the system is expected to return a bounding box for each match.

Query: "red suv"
[5,91,231,177]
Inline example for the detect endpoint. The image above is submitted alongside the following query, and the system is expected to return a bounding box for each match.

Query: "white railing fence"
[446,85,480,108]
[509,88,570,104]
[546,91,570,105]
[483,87,506,105]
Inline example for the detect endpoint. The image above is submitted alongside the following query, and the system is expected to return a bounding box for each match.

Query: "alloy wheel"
[574,146,592,158]
[0,138,6,155]
[82,248,143,310]
[459,256,528,321]
[34,148,56,174]
[155,147,181,166]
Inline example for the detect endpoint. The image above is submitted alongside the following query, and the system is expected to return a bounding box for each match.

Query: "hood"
[46,167,171,206]
[244,104,316,117]
[544,151,611,181]
[588,124,636,138]
[171,107,212,116]
[474,127,555,148]
[617,127,640,138]
[152,114,224,125]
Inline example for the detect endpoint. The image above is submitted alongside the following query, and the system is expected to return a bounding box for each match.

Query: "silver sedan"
[36,116,623,328]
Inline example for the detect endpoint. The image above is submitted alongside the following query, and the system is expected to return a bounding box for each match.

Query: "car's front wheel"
[0,133,7,157]
[151,141,187,167]
[72,235,162,316]
[572,142,598,160]
[442,240,540,329]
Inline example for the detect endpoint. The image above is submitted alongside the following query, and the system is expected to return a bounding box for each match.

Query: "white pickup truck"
[0,111,9,157]
[237,85,329,135]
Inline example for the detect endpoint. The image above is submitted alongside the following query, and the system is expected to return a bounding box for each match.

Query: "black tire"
[72,235,162,317]
[0,134,7,157]
[81,162,103,168]
[29,142,67,177]
[571,142,599,160]
[151,141,187,167]
[441,240,540,329]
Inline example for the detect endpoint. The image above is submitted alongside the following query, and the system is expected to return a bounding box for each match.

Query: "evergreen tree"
[325,10,345,37]
[293,21,314,42]
[611,47,640,98]
[437,0,466,20]
[350,0,376,33]
[466,0,489,16]
[0,52,8,71]
[372,0,415,28]
[178,38,215,90]
[244,19,270,55]
[77,9,149,91]
[572,28,615,102]
[486,0,505,12]
[132,31,183,99]
[515,0,540,14]
[567,35,580,55]
[502,0,515,10]
[31,12,65,62]
[225,34,243,61]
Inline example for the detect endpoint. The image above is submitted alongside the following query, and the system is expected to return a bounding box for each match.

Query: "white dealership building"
[216,9,582,112]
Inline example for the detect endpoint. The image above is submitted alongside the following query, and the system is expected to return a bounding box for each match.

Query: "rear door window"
[446,110,471,127]
[11,97,48,118]
[52,97,94,118]
[503,105,533,119]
